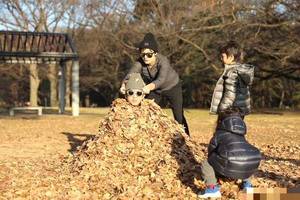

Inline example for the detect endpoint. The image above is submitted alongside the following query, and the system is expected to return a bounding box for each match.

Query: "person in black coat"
[199,113,261,198]
[207,114,261,179]
[120,32,189,136]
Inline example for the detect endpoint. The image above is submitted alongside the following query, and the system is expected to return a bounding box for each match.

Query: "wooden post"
[48,62,58,107]
[29,63,40,106]
[58,61,66,114]
[65,61,72,107]
[72,60,80,116]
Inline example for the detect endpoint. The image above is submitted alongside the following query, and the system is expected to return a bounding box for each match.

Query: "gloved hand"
[119,83,126,94]
[142,85,151,94]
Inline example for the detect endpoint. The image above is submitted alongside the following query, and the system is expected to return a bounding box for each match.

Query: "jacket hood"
[219,115,247,135]
[236,64,255,85]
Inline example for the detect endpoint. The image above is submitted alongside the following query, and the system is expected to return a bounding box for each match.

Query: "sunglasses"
[141,53,154,58]
[126,90,144,96]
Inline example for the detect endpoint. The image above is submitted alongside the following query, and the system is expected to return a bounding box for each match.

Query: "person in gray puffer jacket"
[210,42,255,117]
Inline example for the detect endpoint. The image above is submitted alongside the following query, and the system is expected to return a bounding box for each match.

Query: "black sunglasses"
[141,53,154,58]
[126,90,144,96]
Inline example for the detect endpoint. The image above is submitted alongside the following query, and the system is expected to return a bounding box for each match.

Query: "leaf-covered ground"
[0,101,299,199]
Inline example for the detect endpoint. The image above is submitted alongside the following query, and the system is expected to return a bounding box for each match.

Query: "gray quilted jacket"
[210,63,255,115]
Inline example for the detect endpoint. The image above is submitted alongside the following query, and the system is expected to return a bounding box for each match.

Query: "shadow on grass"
[262,153,300,166]
[0,107,106,119]
[0,108,41,119]
[61,132,95,153]
[0,107,70,118]
[253,153,300,186]
[0,113,41,120]
[171,134,206,194]
[254,169,299,186]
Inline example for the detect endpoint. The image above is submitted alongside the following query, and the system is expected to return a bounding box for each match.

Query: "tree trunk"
[261,95,265,108]
[85,95,90,107]
[279,91,285,109]
[29,64,40,106]
[48,63,58,107]
[261,80,265,108]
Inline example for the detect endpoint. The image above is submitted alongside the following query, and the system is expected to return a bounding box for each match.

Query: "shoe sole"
[198,197,221,199]
[198,192,221,199]
[245,188,254,193]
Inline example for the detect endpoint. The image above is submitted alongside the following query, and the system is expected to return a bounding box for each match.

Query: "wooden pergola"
[0,31,80,116]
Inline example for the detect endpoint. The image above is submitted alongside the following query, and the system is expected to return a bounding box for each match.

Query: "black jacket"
[208,115,261,179]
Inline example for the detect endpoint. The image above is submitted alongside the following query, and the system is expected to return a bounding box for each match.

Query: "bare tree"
[1,0,299,108]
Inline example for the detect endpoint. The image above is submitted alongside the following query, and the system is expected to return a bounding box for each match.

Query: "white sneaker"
[198,185,222,199]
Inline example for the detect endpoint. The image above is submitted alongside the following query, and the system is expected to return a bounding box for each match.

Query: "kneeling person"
[199,114,261,198]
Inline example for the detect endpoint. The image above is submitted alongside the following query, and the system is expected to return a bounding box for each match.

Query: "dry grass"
[0,107,299,199]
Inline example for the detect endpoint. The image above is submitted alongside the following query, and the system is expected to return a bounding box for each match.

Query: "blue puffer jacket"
[208,115,261,179]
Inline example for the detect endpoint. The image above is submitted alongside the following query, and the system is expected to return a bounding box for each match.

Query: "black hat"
[138,32,158,52]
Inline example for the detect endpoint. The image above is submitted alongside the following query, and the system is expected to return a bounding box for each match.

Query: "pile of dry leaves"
[68,98,206,199]
[0,98,299,199]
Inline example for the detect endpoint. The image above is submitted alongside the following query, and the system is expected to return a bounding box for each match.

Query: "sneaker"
[198,184,221,199]
[241,180,253,193]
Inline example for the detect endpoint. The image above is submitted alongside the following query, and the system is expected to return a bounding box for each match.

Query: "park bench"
[9,106,43,116]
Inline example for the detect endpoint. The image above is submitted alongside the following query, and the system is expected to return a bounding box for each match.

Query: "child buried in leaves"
[70,73,195,199]
[123,73,146,106]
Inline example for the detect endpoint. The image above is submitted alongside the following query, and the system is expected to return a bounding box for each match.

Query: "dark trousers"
[146,82,190,136]
[201,160,250,185]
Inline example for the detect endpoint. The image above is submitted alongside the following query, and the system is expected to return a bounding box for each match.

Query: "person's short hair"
[219,40,243,62]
